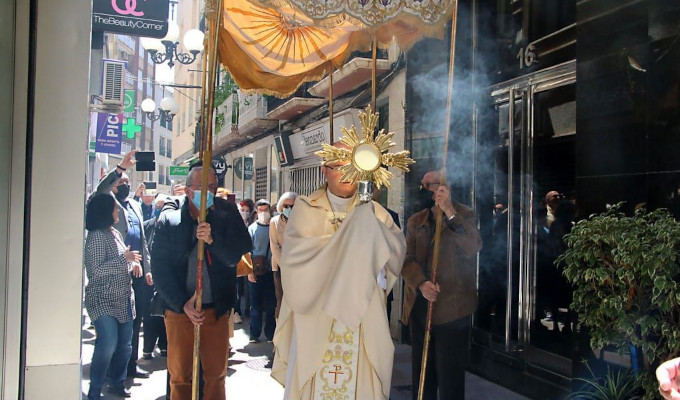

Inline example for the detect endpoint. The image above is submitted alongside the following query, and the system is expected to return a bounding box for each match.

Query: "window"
[159,137,166,156]
[159,166,166,187]
[166,139,172,158]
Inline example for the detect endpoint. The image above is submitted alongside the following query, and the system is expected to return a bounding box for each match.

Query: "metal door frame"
[474,60,576,353]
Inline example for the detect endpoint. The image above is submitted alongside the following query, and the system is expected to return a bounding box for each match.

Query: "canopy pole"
[198,29,210,161]
[417,2,459,399]
[329,64,334,143]
[192,1,223,400]
[371,34,377,110]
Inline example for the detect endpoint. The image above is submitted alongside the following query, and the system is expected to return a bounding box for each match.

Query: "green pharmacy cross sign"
[123,118,142,139]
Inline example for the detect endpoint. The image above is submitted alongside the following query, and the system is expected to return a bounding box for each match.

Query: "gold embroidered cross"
[329,364,345,385]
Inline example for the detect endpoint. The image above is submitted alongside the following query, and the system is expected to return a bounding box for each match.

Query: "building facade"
[5,0,680,399]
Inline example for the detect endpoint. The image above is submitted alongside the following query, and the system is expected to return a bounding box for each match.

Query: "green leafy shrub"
[557,203,680,399]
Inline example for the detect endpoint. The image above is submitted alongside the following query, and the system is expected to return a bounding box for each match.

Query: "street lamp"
[141,97,178,123]
[141,21,204,68]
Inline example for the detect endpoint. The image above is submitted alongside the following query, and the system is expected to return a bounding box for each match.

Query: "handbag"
[236,253,253,277]
[251,256,269,276]
[251,242,271,277]
[149,291,166,317]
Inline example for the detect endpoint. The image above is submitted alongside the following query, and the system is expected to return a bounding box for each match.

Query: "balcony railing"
[266,82,318,113]
[347,48,389,61]
[239,93,268,126]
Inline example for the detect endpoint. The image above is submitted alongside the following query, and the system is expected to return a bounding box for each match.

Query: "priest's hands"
[184,294,205,326]
[419,280,440,302]
[658,357,680,399]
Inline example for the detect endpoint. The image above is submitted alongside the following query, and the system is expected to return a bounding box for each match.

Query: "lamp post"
[141,21,204,68]
[141,96,178,123]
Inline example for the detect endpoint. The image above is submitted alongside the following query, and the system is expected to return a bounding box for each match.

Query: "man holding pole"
[151,162,252,400]
[401,169,482,400]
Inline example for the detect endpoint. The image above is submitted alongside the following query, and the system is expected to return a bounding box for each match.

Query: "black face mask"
[115,184,130,201]
[418,187,435,210]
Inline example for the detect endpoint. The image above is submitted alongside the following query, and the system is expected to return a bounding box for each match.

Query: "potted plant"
[557,203,680,399]
[567,362,641,400]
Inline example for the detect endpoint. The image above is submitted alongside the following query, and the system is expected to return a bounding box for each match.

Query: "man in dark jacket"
[152,163,252,400]
[402,170,482,400]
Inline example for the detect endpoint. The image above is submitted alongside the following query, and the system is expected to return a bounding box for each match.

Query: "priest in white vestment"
[271,150,406,400]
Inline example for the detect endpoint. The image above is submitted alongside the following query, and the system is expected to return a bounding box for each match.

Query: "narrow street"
[81,312,528,400]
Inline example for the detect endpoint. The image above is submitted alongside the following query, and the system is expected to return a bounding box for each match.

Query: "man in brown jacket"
[402,170,482,400]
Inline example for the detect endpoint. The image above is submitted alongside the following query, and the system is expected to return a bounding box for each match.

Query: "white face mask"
[240,211,249,222]
[258,212,271,224]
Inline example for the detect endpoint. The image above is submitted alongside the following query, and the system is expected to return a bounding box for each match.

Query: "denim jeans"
[88,315,133,400]
[248,271,276,341]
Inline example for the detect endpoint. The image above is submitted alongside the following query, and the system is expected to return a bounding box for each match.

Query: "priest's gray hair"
[276,191,298,213]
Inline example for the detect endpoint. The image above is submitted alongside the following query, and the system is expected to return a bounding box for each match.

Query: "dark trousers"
[234,276,246,316]
[143,315,167,353]
[248,271,276,341]
[128,276,151,373]
[410,297,471,400]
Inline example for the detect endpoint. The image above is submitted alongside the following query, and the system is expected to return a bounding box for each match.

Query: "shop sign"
[169,166,189,179]
[95,112,122,154]
[234,157,253,180]
[300,127,327,154]
[124,89,135,113]
[212,157,228,179]
[92,0,169,38]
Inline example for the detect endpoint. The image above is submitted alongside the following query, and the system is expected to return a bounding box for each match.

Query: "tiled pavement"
[81,313,528,400]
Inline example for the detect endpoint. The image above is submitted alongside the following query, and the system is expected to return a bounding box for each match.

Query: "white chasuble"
[271,187,406,400]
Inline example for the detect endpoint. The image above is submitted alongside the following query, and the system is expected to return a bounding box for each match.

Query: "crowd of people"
[82,147,485,400]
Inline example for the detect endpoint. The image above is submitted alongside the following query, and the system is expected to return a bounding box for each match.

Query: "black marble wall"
[576,0,680,217]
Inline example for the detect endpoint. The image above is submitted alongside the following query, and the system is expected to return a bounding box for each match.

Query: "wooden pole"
[417,2,459,399]
[198,30,210,160]
[192,1,223,399]
[329,64,334,143]
[371,35,377,110]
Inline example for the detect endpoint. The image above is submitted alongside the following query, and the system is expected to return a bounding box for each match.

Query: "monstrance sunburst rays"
[315,105,415,189]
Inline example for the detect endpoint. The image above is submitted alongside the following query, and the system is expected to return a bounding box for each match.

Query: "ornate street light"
[141,21,204,68]
[141,97,179,123]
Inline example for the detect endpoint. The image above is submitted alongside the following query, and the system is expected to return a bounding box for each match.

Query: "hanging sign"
[92,0,169,38]
[212,157,228,179]
[169,166,190,179]
[234,157,253,180]
[124,89,136,113]
[95,113,123,154]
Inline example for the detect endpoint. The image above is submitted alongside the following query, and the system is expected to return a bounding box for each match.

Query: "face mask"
[191,190,214,210]
[115,184,130,201]
[258,212,271,224]
[418,187,435,210]
[154,208,162,218]
[282,208,292,219]
[239,211,249,222]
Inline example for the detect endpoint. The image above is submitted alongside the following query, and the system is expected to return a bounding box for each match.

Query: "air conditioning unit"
[102,59,126,105]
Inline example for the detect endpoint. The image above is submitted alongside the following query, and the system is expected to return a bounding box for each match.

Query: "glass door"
[473,63,577,379]
[525,82,576,377]
[474,88,526,352]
